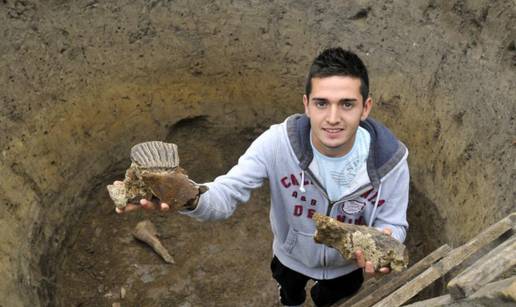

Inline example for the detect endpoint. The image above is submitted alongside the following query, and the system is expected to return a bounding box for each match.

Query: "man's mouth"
[323,128,343,134]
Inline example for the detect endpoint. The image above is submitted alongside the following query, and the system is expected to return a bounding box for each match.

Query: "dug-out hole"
[54,119,278,306]
[53,119,447,306]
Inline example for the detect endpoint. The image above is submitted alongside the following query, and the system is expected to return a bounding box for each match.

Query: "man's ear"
[361,97,373,121]
[303,95,310,117]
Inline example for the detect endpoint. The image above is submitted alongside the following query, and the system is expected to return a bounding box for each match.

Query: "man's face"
[303,76,372,157]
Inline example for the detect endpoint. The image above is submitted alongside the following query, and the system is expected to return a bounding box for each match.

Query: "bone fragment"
[132,220,175,264]
[313,213,408,272]
[141,168,198,211]
[107,141,202,210]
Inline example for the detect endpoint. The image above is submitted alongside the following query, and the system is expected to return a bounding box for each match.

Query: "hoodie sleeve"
[179,126,276,221]
[372,160,409,242]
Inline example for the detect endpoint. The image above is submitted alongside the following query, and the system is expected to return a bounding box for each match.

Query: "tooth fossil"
[313,213,409,272]
[107,141,197,211]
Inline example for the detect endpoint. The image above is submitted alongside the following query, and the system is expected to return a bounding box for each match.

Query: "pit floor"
[55,185,287,306]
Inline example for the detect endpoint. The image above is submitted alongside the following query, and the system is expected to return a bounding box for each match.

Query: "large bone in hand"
[132,220,175,264]
[313,213,408,272]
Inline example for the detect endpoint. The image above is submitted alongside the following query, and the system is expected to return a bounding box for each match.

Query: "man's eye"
[342,102,353,109]
[315,101,327,108]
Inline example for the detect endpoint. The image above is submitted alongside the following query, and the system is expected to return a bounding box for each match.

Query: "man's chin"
[320,142,349,154]
[321,139,346,149]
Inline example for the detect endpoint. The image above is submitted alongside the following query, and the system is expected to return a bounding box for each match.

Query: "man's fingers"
[379,267,390,274]
[115,199,169,214]
[355,250,366,268]
[125,203,141,212]
[160,203,170,211]
[356,251,391,275]
[365,261,375,274]
[383,227,393,236]
[141,199,170,211]
[115,203,141,214]
[140,199,157,209]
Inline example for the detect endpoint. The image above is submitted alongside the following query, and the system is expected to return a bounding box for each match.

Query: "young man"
[119,47,409,306]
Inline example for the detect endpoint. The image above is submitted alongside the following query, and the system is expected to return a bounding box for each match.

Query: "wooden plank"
[339,273,395,306]
[448,234,516,299]
[401,294,452,307]
[338,244,451,307]
[470,276,516,300]
[372,212,515,307]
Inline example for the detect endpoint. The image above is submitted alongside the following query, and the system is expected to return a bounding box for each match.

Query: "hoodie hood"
[286,114,407,189]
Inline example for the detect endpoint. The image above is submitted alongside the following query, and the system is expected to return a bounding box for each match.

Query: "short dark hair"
[305,47,369,101]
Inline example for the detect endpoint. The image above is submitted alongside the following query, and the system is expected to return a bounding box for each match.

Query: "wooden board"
[470,276,516,300]
[372,212,515,307]
[447,234,516,299]
[338,244,451,307]
[402,294,452,307]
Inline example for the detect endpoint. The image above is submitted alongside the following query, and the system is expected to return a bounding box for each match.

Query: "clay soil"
[56,185,277,306]
[55,125,285,306]
[1,0,514,306]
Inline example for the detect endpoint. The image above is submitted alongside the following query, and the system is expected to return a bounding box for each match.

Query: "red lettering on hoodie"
[281,176,291,188]
[307,209,316,218]
[293,205,303,216]
[291,174,299,186]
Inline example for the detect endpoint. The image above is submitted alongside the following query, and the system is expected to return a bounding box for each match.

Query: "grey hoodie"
[181,114,409,279]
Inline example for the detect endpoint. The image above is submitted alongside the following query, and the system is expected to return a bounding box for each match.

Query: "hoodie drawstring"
[299,170,306,193]
[368,183,382,227]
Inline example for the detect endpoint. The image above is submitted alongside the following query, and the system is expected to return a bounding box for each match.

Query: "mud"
[0,0,514,306]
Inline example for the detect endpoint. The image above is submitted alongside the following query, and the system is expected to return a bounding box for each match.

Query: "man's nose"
[326,105,340,124]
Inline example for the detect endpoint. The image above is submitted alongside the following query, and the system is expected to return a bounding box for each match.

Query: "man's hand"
[114,197,171,214]
[355,227,393,276]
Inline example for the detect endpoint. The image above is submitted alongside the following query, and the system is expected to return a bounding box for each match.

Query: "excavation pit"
[0,1,514,306]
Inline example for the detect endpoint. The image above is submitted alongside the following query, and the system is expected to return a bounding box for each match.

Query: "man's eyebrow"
[311,97,328,101]
[311,97,358,102]
[339,98,358,103]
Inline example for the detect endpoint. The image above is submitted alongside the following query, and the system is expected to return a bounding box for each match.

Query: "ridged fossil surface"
[107,141,197,210]
[313,213,409,272]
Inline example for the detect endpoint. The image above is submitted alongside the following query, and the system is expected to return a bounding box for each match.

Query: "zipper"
[322,245,327,279]
[335,184,374,203]
[326,184,373,216]
[304,169,330,200]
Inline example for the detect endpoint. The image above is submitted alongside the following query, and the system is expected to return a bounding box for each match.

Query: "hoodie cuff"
[178,191,210,220]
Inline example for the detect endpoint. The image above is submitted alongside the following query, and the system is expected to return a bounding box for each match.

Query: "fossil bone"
[141,170,198,210]
[132,220,175,264]
[107,141,197,209]
[313,213,408,272]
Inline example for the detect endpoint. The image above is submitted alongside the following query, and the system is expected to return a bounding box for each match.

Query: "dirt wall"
[0,0,514,305]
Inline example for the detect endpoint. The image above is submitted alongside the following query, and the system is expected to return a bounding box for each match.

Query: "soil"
[56,185,277,306]
[0,0,514,306]
[54,125,284,306]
